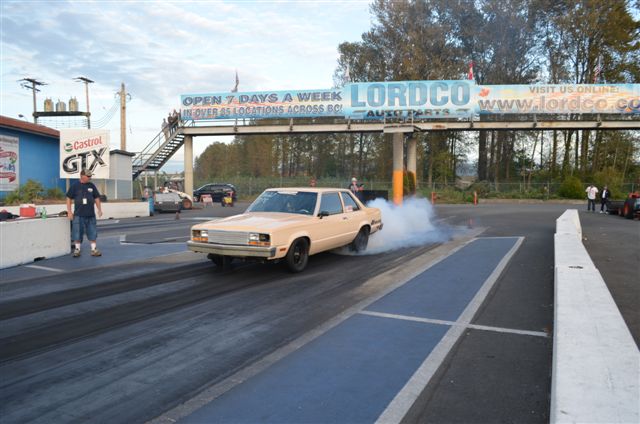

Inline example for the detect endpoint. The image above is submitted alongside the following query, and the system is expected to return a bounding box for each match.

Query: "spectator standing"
[348,177,364,201]
[309,177,317,187]
[600,185,610,213]
[66,169,103,257]
[585,184,599,212]
[161,118,169,140]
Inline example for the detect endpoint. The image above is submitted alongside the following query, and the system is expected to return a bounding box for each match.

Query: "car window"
[247,191,317,215]
[340,192,360,212]
[319,192,343,215]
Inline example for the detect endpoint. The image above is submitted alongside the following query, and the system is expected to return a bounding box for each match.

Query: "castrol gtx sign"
[60,129,110,179]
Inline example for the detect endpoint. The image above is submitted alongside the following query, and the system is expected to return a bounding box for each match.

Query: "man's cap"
[81,169,93,177]
[351,177,357,182]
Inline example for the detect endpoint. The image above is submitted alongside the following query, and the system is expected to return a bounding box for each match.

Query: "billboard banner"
[475,84,640,115]
[181,88,346,121]
[0,135,19,191]
[60,129,110,179]
[181,81,640,121]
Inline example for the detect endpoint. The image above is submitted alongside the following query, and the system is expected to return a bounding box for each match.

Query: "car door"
[309,192,352,252]
[340,191,366,242]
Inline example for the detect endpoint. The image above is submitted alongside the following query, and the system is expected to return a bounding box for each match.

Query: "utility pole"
[74,76,94,128]
[119,83,130,151]
[20,78,46,124]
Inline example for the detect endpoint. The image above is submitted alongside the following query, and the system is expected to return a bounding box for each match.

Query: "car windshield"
[247,191,317,215]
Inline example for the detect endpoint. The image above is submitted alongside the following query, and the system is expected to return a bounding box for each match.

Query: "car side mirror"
[318,211,329,219]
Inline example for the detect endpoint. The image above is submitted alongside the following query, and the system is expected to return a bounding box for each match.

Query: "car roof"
[264,187,350,193]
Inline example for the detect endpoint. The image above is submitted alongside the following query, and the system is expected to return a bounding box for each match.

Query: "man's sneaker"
[91,249,102,257]
[73,249,81,257]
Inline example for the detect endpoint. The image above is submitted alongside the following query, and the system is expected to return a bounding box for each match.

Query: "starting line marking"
[375,236,525,424]
[359,310,548,338]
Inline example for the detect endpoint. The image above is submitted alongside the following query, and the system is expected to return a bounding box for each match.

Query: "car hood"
[196,212,313,232]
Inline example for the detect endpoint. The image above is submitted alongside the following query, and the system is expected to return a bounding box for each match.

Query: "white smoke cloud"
[334,197,451,256]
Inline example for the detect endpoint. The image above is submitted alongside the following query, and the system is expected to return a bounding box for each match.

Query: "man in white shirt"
[585,184,599,212]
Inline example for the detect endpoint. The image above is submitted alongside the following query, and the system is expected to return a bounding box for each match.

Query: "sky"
[1,0,374,172]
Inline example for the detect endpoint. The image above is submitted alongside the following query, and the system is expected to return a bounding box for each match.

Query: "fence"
[201,177,637,201]
[132,176,636,202]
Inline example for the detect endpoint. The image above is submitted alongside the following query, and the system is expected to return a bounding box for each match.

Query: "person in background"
[600,185,610,213]
[309,177,317,187]
[348,177,364,201]
[161,118,169,140]
[66,169,103,257]
[585,183,598,212]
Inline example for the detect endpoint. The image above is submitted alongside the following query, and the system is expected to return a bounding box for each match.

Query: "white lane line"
[24,264,64,273]
[97,219,120,225]
[359,310,548,338]
[376,236,525,424]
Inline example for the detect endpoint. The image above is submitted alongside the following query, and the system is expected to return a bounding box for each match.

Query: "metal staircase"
[132,124,185,180]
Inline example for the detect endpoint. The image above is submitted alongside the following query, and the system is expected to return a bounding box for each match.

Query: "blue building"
[0,115,64,201]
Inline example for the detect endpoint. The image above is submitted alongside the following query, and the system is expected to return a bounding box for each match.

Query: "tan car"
[187,187,383,272]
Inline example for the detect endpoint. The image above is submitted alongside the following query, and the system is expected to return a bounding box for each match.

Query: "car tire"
[208,254,223,267]
[350,227,370,252]
[209,254,233,270]
[286,238,309,273]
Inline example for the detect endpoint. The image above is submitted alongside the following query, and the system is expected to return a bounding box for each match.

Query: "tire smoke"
[335,197,450,256]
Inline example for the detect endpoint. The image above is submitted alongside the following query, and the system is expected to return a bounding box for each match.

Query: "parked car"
[606,192,640,219]
[193,183,237,203]
[187,188,383,272]
[154,192,183,213]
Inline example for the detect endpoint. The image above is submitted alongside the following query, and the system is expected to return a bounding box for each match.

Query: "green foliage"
[468,180,491,197]
[3,191,22,205]
[46,187,65,200]
[558,176,584,199]
[4,179,45,204]
[403,170,416,196]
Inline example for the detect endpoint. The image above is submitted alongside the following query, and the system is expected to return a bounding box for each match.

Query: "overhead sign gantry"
[174,80,640,204]
[181,81,639,121]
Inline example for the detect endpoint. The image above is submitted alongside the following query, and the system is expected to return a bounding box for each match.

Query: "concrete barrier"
[0,217,71,269]
[551,209,639,423]
[2,201,149,220]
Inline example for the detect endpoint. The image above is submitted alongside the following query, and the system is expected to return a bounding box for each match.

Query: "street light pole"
[19,78,46,124]
[74,76,94,129]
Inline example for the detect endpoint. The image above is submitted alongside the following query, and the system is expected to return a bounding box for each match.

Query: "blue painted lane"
[183,314,449,424]
[181,237,519,424]
[365,238,518,322]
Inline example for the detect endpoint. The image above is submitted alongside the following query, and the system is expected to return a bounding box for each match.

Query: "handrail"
[132,120,185,170]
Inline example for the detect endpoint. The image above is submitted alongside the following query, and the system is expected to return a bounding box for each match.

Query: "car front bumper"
[187,240,277,258]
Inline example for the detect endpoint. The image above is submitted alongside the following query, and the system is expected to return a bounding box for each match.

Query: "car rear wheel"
[286,238,309,273]
[350,227,370,252]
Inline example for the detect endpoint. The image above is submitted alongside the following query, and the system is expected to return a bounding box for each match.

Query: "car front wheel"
[286,238,309,273]
[208,254,233,270]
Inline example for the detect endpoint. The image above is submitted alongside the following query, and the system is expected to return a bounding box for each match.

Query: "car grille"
[207,230,249,245]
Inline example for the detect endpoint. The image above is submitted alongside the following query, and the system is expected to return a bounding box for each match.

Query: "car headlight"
[192,229,208,242]
[248,233,270,246]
